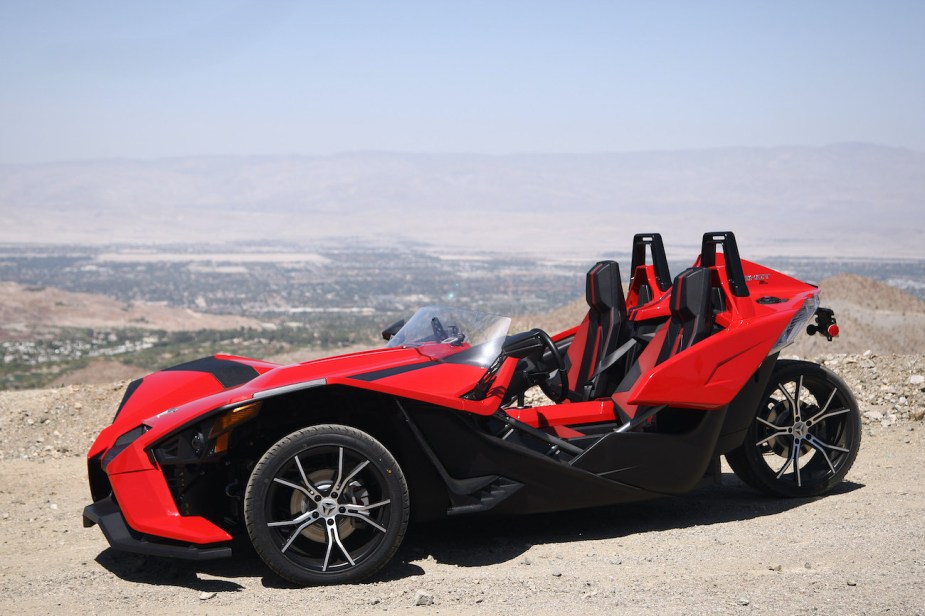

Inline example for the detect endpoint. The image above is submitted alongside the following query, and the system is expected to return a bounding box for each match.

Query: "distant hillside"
[0,281,263,341]
[516,274,925,356]
[1,144,922,258]
[789,274,925,356]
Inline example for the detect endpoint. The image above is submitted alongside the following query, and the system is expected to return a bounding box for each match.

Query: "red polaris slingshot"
[83,232,860,585]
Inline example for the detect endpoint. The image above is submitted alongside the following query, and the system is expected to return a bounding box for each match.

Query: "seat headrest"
[586,260,627,315]
[669,267,712,320]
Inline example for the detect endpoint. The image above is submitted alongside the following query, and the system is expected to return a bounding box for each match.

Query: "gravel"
[0,352,922,614]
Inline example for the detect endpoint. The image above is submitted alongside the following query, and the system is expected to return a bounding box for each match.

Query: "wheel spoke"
[776,383,796,413]
[793,376,804,421]
[321,524,335,571]
[346,498,390,513]
[806,407,850,427]
[805,387,838,423]
[330,522,355,566]
[805,434,837,474]
[806,434,850,453]
[333,459,370,496]
[793,439,802,487]
[342,511,387,533]
[756,416,782,430]
[294,455,323,499]
[756,431,788,447]
[274,476,313,499]
[775,448,794,478]
[320,520,356,570]
[268,509,317,528]
[280,516,321,553]
[330,447,344,496]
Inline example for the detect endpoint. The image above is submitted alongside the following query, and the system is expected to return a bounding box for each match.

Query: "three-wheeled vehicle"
[84,232,859,585]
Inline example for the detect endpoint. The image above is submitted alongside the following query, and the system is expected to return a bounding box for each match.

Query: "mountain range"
[1,143,922,258]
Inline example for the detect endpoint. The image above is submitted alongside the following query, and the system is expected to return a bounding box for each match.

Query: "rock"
[908,375,924,385]
[863,410,884,421]
[582,591,599,599]
[414,590,434,606]
[521,556,532,565]
[769,564,782,571]
[551,570,562,577]
[912,408,925,421]
[847,580,857,586]
[198,592,216,601]
[738,598,750,606]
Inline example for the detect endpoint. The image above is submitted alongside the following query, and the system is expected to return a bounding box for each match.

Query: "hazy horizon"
[1,144,922,259]
[2,2,924,164]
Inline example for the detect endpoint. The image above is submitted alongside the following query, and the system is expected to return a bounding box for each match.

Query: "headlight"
[151,401,261,464]
[770,295,819,355]
[101,425,150,470]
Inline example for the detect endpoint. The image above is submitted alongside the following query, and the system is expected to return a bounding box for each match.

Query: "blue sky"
[1,1,923,163]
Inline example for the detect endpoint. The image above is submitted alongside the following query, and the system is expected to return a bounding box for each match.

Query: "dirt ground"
[1,413,923,614]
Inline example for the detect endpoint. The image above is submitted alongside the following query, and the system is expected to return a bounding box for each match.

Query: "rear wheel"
[726,360,861,497]
[244,424,410,585]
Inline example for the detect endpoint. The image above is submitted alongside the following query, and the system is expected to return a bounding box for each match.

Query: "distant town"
[1,240,923,389]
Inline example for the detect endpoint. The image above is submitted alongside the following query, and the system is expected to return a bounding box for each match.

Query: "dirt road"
[1,421,922,615]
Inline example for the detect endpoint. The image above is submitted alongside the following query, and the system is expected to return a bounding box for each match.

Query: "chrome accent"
[252,378,326,400]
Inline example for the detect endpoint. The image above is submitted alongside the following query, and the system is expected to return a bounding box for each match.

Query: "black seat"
[656,267,713,364]
[564,261,628,401]
[611,266,715,421]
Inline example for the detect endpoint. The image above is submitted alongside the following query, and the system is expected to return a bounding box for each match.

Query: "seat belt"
[592,338,637,379]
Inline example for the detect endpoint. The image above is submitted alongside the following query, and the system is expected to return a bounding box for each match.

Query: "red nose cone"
[827,324,840,338]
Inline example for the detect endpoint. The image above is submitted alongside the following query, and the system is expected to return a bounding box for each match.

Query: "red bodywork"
[85,232,827,552]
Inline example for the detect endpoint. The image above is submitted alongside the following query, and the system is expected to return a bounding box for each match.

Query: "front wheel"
[244,424,410,585]
[726,360,861,498]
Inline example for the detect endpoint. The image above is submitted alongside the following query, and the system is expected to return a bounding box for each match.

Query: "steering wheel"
[534,329,569,403]
[431,316,449,341]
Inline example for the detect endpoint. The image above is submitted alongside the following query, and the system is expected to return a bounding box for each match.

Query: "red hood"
[88,346,435,459]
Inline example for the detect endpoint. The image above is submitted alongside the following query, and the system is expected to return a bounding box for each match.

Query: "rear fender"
[627,310,791,410]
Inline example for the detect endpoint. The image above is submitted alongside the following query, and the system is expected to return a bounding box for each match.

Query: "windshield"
[386,305,511,368]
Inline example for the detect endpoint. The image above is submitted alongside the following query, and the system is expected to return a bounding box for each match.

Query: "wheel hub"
[318,498,339,519]
[290,470,358,544]
[792,420,809,439]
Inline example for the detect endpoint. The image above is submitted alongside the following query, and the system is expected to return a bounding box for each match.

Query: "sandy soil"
[0,424,922,615]
[1,353,924,614]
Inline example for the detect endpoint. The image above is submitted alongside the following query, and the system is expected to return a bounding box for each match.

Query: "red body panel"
[86,235,828,553]
[110,470,232,544]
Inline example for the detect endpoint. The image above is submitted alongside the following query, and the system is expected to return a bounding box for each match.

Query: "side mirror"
[501,330,545,359]
[381,319,405,341]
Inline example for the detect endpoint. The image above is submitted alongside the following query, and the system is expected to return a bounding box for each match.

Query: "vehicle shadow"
[95,533,427,590]
[95,548,248,592]
[93,474,863,589]
[394,474,865,570]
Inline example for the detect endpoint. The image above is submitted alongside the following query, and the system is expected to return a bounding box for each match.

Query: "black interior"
[567,260,629,401]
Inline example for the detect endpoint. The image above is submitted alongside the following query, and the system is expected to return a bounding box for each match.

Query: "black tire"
[244,424,410,585]
[726,360,861,498]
